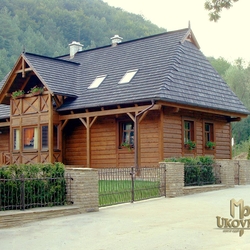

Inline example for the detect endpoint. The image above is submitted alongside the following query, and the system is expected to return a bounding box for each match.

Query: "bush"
[164,156,215,186]
[0,163,66,211]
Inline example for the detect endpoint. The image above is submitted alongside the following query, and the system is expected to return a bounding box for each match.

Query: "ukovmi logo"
[216,199,250,237]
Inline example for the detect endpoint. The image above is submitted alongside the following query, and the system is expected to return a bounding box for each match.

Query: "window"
[119,69,138,84]
[53,125,60,150]
[13,129,20,150]
[184,120,194,143]
[23,127,38,150]
[205,123,214,143]
[120,122,134,147]
[42,125,48,150]
[88,75,107,89]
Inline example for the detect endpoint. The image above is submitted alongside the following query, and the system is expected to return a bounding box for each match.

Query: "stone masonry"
[160,162,184,197]
[65,167,99,213]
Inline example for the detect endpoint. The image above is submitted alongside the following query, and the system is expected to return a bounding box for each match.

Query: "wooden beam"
[0,122,10,127]
[227,117,241,122]
[86,117,91,167]
[22,57,25,78]
[79,117,87,128]
[16,67,32,74]
[48,95,53,163]
[138,111,148,123]
[53,95,62,108]
[158,101,248,119]
[59,104,161,121]
[90,116,98,128]
[126,112,135,122]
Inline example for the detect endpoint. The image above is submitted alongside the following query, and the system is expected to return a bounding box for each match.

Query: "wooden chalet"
[0,28,249,168]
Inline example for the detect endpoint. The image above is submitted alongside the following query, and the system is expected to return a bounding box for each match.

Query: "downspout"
[134,99,155,171]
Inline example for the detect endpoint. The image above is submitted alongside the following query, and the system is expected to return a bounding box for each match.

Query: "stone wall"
[160,162,184,197]
[65,167,99,213]
[0,167,99,228]
[216,160,235,188]
[235,160,250,185]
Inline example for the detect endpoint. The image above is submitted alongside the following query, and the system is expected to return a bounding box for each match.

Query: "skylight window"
[88,75,107,89]
[119,69,138,84]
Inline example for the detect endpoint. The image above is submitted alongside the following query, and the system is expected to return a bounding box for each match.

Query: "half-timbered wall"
[10,94,52,164]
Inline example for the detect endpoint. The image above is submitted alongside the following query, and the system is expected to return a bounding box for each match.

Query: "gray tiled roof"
[23,53,80,97]
[0,104,10,120]
[56,28,249,115]
[0,28,249,120]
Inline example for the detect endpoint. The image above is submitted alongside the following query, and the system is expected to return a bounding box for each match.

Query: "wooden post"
[48,94,53,162]
[86,117,90,168]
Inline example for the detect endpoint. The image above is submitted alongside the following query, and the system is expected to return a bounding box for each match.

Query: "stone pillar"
[65,168,99,213]
[216,160,234,188]
[238,160,250,185]
[160,162,184,197]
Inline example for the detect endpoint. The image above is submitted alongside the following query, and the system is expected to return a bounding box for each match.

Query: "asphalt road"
[1,186,250,250]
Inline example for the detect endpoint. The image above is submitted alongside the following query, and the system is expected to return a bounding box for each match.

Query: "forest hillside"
[0,0,165,80]
[0,0,250,153]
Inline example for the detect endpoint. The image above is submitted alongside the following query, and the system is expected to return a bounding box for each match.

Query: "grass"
[99,180,162,206]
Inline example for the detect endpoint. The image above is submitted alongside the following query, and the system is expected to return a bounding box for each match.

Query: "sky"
[103,0,250,63]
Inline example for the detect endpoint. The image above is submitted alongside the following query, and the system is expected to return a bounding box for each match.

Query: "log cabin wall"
[140,111,161,166]
[63,119,87,166]
[162,107,231,159]
[62,111,161,168]
[0,127,10,165]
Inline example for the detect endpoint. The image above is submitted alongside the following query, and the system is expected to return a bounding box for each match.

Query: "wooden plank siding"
[140,111,160,166]
[62,111,161,168]
[162,108,231,160]
[91,117,117,168]
[0,127,10,165]
[63,119,87,166]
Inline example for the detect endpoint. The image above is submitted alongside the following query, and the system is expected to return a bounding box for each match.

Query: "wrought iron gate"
[98,166,166,207]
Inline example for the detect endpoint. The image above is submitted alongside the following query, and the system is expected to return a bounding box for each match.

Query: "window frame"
[41,125,49,151]
[182,118,196,151]
[118,121,134,149]
[88,75,107,89]
[23,126,38,151]
[183,119,195,144]
[13,128,20,151]
[204,122,215,149]
[118,69,138,84]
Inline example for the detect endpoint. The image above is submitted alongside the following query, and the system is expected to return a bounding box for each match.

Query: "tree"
[208,56,231,79]
[205,0,239,21]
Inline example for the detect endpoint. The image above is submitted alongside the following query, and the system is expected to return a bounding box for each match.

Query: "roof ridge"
[58,28,190,58]
[24,52,80,65]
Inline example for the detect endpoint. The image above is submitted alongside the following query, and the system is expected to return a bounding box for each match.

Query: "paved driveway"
[1,186,250,250]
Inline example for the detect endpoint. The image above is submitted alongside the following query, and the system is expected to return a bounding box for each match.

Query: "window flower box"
[184,140,196,150]
[11,90,25,99]
[205,141,216,150]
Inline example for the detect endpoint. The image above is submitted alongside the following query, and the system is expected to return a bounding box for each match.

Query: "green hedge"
[0,162,66,211]
[165,156,215,186]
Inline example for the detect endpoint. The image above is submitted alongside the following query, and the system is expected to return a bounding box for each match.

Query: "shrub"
[164,156,215,186]
[0,163,66,211]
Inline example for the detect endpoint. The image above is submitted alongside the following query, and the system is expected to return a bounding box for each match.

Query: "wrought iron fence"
[98,166,166,207]
[184,164,218,186]
[0,174,72,211]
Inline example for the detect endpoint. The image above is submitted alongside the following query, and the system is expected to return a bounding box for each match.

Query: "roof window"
[119,69,138,84]
[88,75,107,89]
